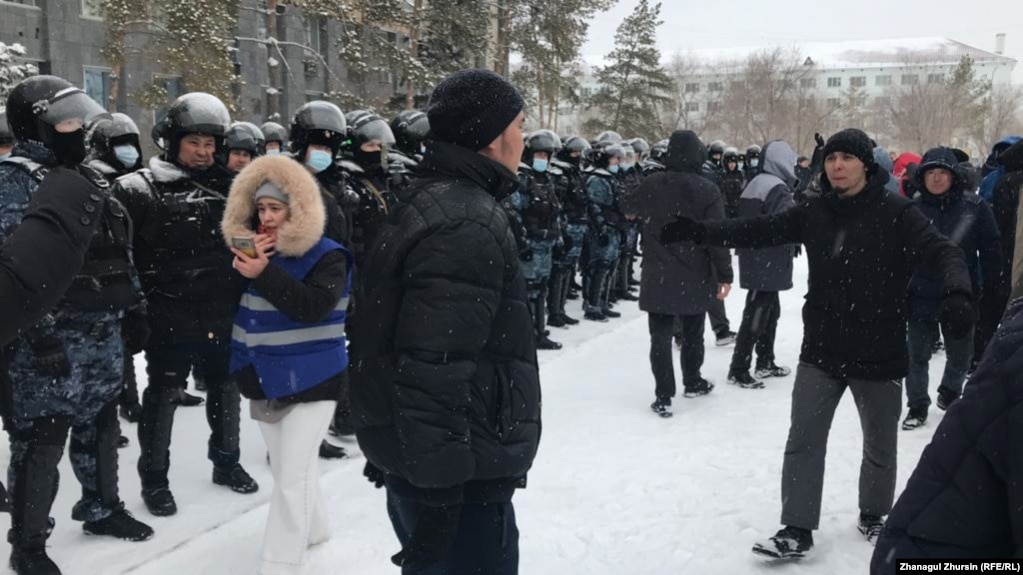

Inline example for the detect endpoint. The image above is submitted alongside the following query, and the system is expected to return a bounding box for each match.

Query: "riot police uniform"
[548,136,591,328]
[390,109,430,163]
[113,93,258,518]
[0,76,153,574]
[614,145,643,302]
[743,144,762,182]
[583,143,628,322]
[720,147,747,219]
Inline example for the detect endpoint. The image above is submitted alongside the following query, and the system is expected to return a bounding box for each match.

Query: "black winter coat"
[635,131,733,317]
[703,168,972,380]
[719,169,746,219]
[350,141,541,505]
[871,296,1023,571]
[993,140,1023,291]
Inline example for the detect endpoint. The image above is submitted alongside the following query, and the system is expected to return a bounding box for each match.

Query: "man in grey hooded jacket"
[727,141,798,388]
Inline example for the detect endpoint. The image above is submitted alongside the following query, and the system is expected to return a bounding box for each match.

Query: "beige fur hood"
[221,155,325,258]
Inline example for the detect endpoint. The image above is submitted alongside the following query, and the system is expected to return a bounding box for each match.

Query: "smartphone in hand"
[232,237,257,258]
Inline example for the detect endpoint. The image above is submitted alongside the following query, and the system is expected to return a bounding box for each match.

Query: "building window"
[827,77,842,88]
[80,0,102,18]
[1,0,38,6]
[684,82,700,93]
[153,76,184,126]
[875,75,892,86]
[826,98,841,107]
[850,76,866,88]
[901,74,919,85]
[875,96,891,107]
[707,101,722,113]
[83,67,111,108]
[927,73,945,84]
[304,15,328,55]
[800,78,816,88]
[708,81,723,92]
[685,102,699,112]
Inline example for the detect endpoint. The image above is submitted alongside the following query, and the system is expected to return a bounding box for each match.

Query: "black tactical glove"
[659,214,707,245]
[940,293,975,340]
[391,504,462,570]
[25,332,71,378]
[363,462,385,489]
[597,233,610,247]
[122,307,151,355]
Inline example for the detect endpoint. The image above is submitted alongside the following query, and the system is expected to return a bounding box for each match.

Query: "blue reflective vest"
[230,238,351,399]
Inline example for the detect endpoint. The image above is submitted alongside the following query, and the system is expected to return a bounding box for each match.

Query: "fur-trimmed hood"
[221,155,326,257]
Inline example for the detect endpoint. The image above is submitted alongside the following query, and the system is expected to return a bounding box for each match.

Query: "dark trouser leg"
[730,290,760,373]
[8,415,72,549]
[754,292,781,367]
[905,319,936,410]
[547,266,566,318]
[332,370,354,435]
[528,281,545,338]
[584,265,607,314]
[120,349,139,408]
[848,377,902,518]
[938,325,974,396]
[708,298,730,336]
[601,258,618,311]
[138,346,186,490]
[200,341,241,468]
[973,291,1008,365]
[678,313,706,386]
[780,364,846,530]
[648,313,677,401]
[70,401,121,522]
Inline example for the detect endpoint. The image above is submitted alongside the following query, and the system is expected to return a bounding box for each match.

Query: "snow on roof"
[681,37,1016,69]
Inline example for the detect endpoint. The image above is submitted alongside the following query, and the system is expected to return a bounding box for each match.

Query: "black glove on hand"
[659,214,706,244]
[363,462,385,489]
[391,504,462,570]
[122,307,151,355]
[597,233,610,247]
[940,293,975,340]
[26,333,71,378]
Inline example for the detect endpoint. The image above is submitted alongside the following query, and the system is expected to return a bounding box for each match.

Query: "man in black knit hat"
[660,128,974,560]
[351,69,541,574]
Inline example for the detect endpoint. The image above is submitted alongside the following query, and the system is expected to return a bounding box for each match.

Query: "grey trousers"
[780,363,902,530]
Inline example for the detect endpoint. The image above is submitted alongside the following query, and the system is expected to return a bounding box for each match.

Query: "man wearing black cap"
[351,69,541,574]
[660,128,973,559]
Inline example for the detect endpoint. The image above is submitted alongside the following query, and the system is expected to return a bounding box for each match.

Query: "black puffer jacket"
[871,296,1023,571]
[350,141,541,504]
[703,168,971,380]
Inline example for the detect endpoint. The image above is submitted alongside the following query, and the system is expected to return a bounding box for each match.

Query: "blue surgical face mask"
[114,144,139,168]
[532,158,548,173]
[609,165,620,174]
[749,158,759,168]
[265,148,281,157]
[0,152,10,162]
[306,150,333,173]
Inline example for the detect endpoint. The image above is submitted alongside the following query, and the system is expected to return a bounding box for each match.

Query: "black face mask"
[354,149,384,172]
[51,128,87,167]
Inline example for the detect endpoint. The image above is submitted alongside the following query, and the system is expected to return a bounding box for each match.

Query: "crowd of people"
[0,66,1021,575]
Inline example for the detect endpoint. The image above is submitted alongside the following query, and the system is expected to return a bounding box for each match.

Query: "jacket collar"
[820,168,890,216]
[419,141,520,200]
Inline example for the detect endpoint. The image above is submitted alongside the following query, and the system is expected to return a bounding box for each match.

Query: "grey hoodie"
[736,140,797,291]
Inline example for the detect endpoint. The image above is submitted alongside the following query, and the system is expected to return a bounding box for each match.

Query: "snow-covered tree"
[0,42,38,102]
[585,0,672,141]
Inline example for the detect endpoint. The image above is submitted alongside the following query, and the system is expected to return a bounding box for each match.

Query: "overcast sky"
[582,0,1023,82]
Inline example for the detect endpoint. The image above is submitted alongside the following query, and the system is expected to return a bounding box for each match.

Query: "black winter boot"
[137,388,178,499]
[82,506,153,541]
[141,487,176,517]
[212,464,259,494]
[8,427,67,575]
[319,440,349,460]
[9,546,61,575]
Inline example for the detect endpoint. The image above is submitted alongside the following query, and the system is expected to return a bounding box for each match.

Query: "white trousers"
[256,400,336,575]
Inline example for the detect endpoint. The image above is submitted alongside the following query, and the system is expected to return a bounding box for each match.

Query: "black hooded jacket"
[700,167,971,380]
[350,141,541,505]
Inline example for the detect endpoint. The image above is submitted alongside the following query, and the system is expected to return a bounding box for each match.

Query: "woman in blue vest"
[221,154,351,575]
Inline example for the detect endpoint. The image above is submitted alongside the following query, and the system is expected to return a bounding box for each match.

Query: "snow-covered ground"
[0,255,949,574]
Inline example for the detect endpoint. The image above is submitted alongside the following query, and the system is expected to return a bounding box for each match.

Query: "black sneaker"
[650,398,673,418]
[728,371,765,389]
[901,407,928,430]
[936,387,960,411]
[547,314,567,328]
[683,378,714,398]
[319,440,349,460]
[752,526,814,560]
[119,402,141,423]
[755,363,791,379]
[83,507,154,542]
[715,331,737,346]
[857,513,884,545]
[602,308,621,319]
[584,310,608,322]
[10,546,61,575]
[561,313,580,326]
[213,464,259,494]
[536,335,563,350]
[141,487,177,517]
[174,390,204,407]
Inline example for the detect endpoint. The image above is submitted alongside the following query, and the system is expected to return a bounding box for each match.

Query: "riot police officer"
[221,121,265,174]
[583,142,628,322]
[643,139,668,175]
[549,136,591,327]
[260,121,288,156]
[615,145,642,302]
[1,76,153,574]
[744,144,762,182]
[720,146,746,219]
[502,130,564,349]
[113,93,259,518]
[390,109,430,162]
[702,139,727,185]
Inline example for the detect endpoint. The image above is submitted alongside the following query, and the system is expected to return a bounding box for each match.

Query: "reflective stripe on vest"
[240,292,349,313]
[231,323,345,348]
